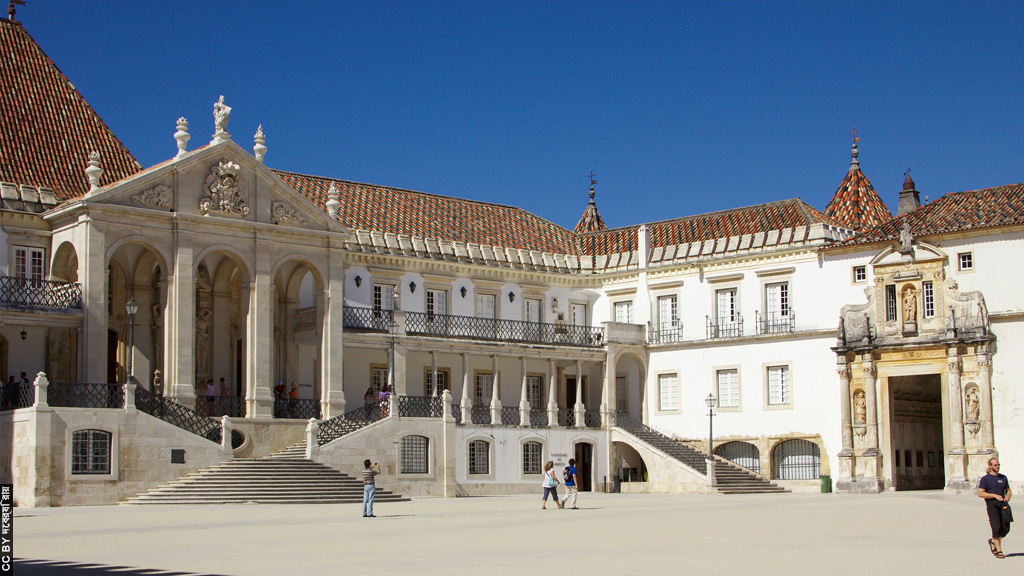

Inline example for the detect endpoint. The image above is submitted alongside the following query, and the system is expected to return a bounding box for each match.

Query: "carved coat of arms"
[200,161,250,217]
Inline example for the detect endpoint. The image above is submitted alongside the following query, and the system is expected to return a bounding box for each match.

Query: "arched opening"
[106,241,168,390]
[195,249,251,417]
[772,439,820,480]
[272,260,324,419]
[50,242,79,283]
[612,440,647,485]
[612,350,646,421]
[573,441,595,491]
[715,441,760,473]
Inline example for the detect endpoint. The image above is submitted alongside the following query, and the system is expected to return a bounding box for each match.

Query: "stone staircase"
[123,442,408,505]
[712,458,789,494]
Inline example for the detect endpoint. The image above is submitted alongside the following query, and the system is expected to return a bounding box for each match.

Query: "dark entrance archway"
[574,442,594,491]
[889,374,944,490]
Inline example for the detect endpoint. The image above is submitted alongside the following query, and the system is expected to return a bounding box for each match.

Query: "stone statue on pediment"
[214,95,231,133]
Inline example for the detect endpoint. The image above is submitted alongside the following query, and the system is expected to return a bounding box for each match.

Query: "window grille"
[523,441,542,474]
[71,429,112,475]
[717,369,739,408]
[772,439,820,480]
[767,366,790,405]
[468,440,489,475]
[923,281,934,318]
[766,282,789,319]
[400,435,429,474]
[715,441,760,473]
[885,285,897,321]
[371,367,387,394]
[659,373,679,411]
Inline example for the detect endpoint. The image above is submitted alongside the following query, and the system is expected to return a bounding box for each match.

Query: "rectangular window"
[885,285,897,322]
[616,376,629,412]
[614,301,634,323]
[717,369,739,408]
[373,284,396,310]
[475,373,493,405]
[526,375,543,409]
[766,282,789,319]
[923,281,934,318]
[475,293,496,319]
[13,246,45,280]
[525,298,542,323]
[958,252,973,271]
[716,289,737,323]
[658,373,679,411]
[523,441,542,475]
[371,366,388,394]
[424,369,449,396]
[658,295,678,331]
[468,440,489,475]
[426,289,447,317]
[571,303,587,326]
[767,365,790,406]
[399,435,429,474]
[71,429,112,475]
[853,266,867,283]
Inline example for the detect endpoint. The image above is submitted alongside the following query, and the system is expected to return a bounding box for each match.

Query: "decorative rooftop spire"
[849,127,860,171]
[823,135,893,230]
[8,0,25,24]
[325,182,341,218]
[573,172,607,234]
[253,124,267,163]
[85,151,103,194]
[174,117,190,159]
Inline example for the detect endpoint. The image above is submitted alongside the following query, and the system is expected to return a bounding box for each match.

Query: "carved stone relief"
[272,201,307,226]
[132,184,173,209]
[200,161,249,217]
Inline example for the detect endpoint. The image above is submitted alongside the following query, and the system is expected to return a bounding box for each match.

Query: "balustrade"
[648,323,684,344]
[405,311,603,347]
[500,405,520,425]
[48,382,124,409]
[0,276,82,309]
[135,387,221,443]
[756,311,795,335]
[0,381,34,410]
[342,306,392,332]
[706,315,744,339]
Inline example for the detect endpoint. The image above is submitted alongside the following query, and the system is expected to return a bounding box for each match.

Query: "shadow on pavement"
[15,559,229,576]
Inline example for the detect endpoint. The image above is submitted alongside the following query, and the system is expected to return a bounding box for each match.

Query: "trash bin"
[820,474,832,493]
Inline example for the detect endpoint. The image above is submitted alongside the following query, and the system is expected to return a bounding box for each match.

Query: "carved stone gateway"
[200,161,249,217]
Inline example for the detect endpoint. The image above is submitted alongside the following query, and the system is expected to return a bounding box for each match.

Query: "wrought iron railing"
[500,405,520,426]
[48,382,124,409]
[398,395,444,418]
[405,311,604,347]
[451,402,462,424]
[135,387,221,443]
[706,315,744,339]
[0,276,83,309]
[317,398,389,445]
[343,306,392,332]
[294,306,317,331]
[272,398,320,420]
[558,408,576,427]
[584,409,602,428]
[615,410,707,475]
[756,311,795,335]
[0,381,34,410]
[196,395,246,418]
[470,403,491,425]
[648,323,684,344]
[603,322,646,345]
[529,410,548,427]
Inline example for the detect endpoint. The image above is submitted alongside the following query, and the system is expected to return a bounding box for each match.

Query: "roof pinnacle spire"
[588,171,597,204]
[8,1,25,23]
[849,127,860,171]
[573,172,607,234]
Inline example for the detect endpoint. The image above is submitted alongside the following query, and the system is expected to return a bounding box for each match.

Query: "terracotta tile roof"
[0,20,141,202]
[573,185,607,234]
[275,170,582,254]
[830,182,1024,249]
[823,143,892,230]
[579,198,840,255]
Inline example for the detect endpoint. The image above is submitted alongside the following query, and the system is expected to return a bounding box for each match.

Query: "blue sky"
[20,1,1024,230]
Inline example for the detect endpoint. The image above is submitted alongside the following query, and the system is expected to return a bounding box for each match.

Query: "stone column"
[977,352,994,449]
[166,230,195,407]
[837,362,853,453]
[519,356,530,426]
[574,359,585,428]
[489,355,501,424]
[546,359,558,426]
[81,221,108,384]
[430,352,438,396]
[460,353,472,423]
[862,359,878,452]
[947,353,966,452]
[603,352,617,426]
[321,248,345,417]
[392,310,407,395]
[246,252,274,417]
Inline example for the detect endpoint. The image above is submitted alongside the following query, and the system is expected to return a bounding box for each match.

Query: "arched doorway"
[574,441,595,491]
[612,440,648,486]
[272,260,324,419]
[194,249,251,416]
[612,349,646,422]
[106,241,168,389]
[715,441,760,473]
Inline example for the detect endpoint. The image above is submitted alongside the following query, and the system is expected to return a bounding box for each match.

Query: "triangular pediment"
[61,140,350,236]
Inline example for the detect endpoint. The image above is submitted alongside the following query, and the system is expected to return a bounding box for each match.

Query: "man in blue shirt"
[978,457,1012,558]
[560,458,579,510]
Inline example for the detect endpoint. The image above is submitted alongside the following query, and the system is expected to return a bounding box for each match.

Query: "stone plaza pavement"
[12,491,1021,575]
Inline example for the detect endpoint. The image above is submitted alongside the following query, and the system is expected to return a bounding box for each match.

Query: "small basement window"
[71,429,112,475]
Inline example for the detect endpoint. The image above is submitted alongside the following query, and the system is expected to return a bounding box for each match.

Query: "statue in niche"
[213,95,231,133]
[200,161,249,217]
[899,220,913,254]
[946,305,956,332]
[966,387,980,422]
[153,369,163,396]
[902,287,917,323]
[854,390,866,424]
[195,308,212,375]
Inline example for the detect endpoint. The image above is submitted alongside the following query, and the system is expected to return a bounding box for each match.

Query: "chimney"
[897,172,921,216]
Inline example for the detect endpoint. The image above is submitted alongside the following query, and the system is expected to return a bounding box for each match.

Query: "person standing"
[361,459,381,517]
[219,377,228,396]
[541,461,562,509]
[560,458,579,509]
[979,457,1012,558]
[288,382,299,417]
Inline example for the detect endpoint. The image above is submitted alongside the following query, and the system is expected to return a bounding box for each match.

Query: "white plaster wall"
[989,318,1024,493]
[933,231,1024,313]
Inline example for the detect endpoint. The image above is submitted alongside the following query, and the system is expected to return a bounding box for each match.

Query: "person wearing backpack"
[560,458,579,509]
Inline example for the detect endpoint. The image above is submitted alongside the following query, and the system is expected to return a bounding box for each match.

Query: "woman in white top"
[541,461,563,509]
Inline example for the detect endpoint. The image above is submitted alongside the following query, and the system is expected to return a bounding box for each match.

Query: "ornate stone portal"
[200,161,249,217]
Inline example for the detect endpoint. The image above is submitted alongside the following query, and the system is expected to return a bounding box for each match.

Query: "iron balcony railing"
[398,395,444,418]
[272,398,321,420]
[756,311,795,335]
[584,409,602,428]
[500,405,520,426]
[557,408,576,427]
[529,410,548,427]
[451,402,462,424]
[648,322,684,344]
[197,395,246,418]
[342,306,392,332]
[318,398,390,445]
[135,386,221,443]
[706,315,744,339]
[0,381,34,411]
[0,276,82,310]
[615,410,707,475]
[405,311,604,347]
[48,382,124,409]
[470,403,491,425]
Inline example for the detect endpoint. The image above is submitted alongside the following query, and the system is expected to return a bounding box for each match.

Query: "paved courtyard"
[12,491,1020,575]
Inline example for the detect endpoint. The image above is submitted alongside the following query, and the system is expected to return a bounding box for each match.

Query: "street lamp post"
[705,392,717,459]
[125,297,139,384]
[387,286,400,397]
